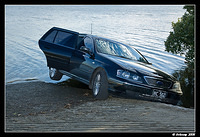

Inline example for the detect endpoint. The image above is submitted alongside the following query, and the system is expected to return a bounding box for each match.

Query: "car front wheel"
[92,69,108,100]
[49,67,63,80]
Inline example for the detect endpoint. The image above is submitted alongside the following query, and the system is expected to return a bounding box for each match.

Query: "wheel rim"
[49,68,56,78]
[93,73,101,96]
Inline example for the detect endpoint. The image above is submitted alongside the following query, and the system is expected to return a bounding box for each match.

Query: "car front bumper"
[108,78,182,105]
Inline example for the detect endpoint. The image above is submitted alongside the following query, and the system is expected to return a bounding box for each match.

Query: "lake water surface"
[5,5,186,84]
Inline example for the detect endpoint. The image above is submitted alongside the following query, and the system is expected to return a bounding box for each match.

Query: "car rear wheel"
[49,67,63,80]
[92,69,108,100]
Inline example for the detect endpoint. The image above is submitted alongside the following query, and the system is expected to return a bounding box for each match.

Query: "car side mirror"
[80,46,93,56]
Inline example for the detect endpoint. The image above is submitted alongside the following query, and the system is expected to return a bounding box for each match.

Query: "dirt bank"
[5,81,195,132]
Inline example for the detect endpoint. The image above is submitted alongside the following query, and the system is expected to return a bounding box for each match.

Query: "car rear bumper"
[108,78,181,105]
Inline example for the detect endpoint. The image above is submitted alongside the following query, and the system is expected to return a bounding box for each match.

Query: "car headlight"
[122,71,130,79]
[117,69,142,83]
[132,74,140,81]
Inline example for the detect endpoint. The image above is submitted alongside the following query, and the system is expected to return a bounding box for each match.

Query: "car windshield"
[95,38,147,63]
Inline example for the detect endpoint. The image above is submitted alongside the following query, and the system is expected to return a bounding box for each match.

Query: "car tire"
[49,67,63,81]
[92,69,108,100]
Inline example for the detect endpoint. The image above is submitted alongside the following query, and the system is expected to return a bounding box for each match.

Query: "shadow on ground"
[57,79,179,106]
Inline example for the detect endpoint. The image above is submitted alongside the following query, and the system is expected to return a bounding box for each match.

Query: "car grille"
[144,76,172,89]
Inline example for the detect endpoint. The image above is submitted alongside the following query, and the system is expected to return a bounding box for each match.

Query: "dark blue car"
[39,27,182,104]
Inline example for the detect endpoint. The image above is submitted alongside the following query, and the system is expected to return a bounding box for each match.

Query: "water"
[5,5,186,84]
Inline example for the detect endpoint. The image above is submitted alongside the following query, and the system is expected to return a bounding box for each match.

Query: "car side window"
[54,31,76,48]
[44,30,57,43]
[84,37,93,52]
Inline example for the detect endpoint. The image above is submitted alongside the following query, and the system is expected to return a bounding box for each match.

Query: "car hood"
[100,53,176,81]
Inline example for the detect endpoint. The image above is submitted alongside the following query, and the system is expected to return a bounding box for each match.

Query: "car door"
[70,36,96,81]
[39,27,79,71]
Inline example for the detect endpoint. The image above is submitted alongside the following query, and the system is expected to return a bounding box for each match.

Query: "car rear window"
[54,31,76,48]
[44,30,57,43]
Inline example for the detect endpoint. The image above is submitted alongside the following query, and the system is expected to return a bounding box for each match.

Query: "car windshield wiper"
[112,54,133,60]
